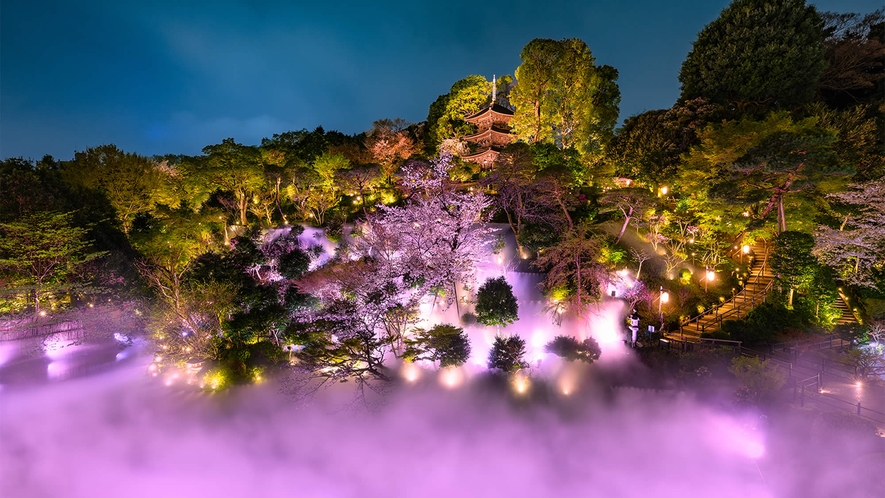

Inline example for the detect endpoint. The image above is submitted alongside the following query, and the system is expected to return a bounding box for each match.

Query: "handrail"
[679,242,772,329]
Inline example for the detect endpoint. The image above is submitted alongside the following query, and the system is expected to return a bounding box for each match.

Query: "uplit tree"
[487,335,529,373]
[607,98,718,186]
[0,211,103,313]
[510,38,620,159]
[599,187,653,243]
[425,76,490,153]
[404,324,471,368]
[474,276,519,327]
[183,138,265,226]
[362,154,492,313]
[62,144,163,232]
[681,112,843,234]
[770,231,817,307]
[366,118,417,182]
[535,223,606,315]
[814,178,885,290]
[544,335,601,364]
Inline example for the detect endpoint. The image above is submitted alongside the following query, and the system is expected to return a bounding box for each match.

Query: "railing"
[678,243,772,333]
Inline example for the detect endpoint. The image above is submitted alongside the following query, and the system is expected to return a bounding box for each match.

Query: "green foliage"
[61,145,162,232]
[771,231,817,296]
[404,324,471,367]
[511,38,620,160]
[679,0,826,108]
[535,223,606,312]
[544,335,601,363]
[182,138,266,226]
[487,335,529,372]
[0,211,104,312]
[729,355,787,403]
[597,238,626,266]
[425,75,490,153]
[475,276,519,327]
[722,301,810,345]
[681,111,842,234]
[607,98,719,185]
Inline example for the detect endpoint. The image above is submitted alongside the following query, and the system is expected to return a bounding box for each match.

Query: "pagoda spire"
[492,74,496,105]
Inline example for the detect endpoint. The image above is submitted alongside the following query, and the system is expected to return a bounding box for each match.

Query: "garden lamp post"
[659,287,669,331]
[741,244,750,264]
[705,267,715,293]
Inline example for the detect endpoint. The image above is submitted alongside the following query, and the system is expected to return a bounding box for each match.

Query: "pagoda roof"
[462,146,503,165]
[463,126,513,142]
[464,103,515,123]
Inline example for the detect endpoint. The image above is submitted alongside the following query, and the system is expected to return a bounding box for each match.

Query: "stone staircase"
[834,291,859,325]
[671,243,775,342]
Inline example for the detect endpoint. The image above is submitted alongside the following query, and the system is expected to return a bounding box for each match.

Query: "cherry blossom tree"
[814,179,885,290]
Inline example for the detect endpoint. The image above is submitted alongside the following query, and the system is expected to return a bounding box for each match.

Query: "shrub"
[487,335,528,372]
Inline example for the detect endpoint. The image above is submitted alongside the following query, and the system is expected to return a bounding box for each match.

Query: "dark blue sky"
[1,0,880,160]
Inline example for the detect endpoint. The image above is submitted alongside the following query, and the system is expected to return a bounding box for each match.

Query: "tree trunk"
[452,282,461,317]
[777,194,786,233]
[238,193,248,225]
[575,252,582,316]
[616,208,633,243]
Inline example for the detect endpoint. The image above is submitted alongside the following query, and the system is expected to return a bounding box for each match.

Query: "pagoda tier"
[463,125,514,148]
[461,146,503,167]
[464,103,514,130]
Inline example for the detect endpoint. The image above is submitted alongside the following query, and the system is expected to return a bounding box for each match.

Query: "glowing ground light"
[440,367,463,388]
[402,363,421,383]
[512,373,530,395]
[558,372,575,396]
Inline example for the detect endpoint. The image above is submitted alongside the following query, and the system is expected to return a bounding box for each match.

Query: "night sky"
[1,0,881,160]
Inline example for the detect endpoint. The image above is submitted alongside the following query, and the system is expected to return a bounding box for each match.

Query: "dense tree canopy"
[679,0,827,108]
[474,276,519,327]
[510,38,620,159]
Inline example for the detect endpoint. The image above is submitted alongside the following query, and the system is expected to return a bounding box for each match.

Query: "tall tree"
[534,222,606,315]
[404,324,471,368]
[679,0,827,109]
[607,98,719,186]
[185,138,265,225]
[770,231,817,307]
[425,76,490,154]
[510,38,620,159]
[0,211,103,313]
[365,118,417,183]
[61,145,162,233]
[681,112,843,233]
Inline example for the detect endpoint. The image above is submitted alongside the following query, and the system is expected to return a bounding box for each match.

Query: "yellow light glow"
[742,244,750,254]
[661,186,668,195]
[661,292,669,303]
[402,363,420,383]
[440,367,463,389]
[706,270,715,281]
[513,373,530,395]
